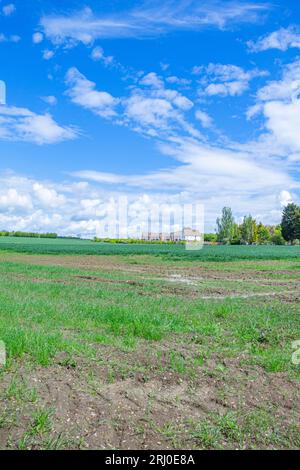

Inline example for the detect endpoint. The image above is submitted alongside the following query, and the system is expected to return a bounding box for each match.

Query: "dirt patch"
[74,275,142,286]
[1,252,299,277]
[1,345,300,450]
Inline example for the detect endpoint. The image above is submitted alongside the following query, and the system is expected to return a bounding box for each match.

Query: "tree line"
[213,203,300,245]
[0,231,58,239]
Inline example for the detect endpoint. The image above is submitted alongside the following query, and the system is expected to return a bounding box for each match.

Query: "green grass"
[188,409,300,449]
[0,256,299,377]
[0,247,299,450]
[1,236,300,260]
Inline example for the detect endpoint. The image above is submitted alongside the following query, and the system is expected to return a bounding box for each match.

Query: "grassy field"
[1,236,300,260]
[0,239,300,449]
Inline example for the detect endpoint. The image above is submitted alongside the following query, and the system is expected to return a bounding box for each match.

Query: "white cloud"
[2,3,15,16]
[32,32,44,44]
[160,62,170,71]
[41,95,57,106]
[90,46,114,66]
[0,33,20,43]
[65,68,197,137]
[33,183,66,207]
[195,110,213,128]
[90,46,104,60]
[139,73,193,110]
[264,100,300,151]
[166,76,191,86]
[71,135,296,231]
[124,94,174,132]
[195,63,268,97]
[0,174,68,233]
[122,75,196,137]
[256,60,300,102]
[0,106,77,144]
[288,153,300,163]
[0,130,297,239]
[205,81,248,97]
[42,49,54,60]
[247,59,300,153]
[0,188,32,210]
[75,139,290,193]
[140,72,165,89]
[246,103,262,120]
[65,67,119,118]
[248,26,300,52]
[59,60,299,233]
[40,2,269,45]
[279,190,293,207]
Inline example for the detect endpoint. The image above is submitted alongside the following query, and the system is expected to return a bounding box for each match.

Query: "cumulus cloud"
[42,49,54,60]
[61,60,299,229]
[0,105,77,144]
[41,95,57,106]
[166,76,191,87]
[205,81,248,97]
[0,172,203,237]
[194,63,268,97]
[90,46,114,66]
[33,183,66,207]
[124,95,174,133]
[121,72,196,137]
[65,68,197,138]
[247,59,300,153]
[248,26,300,52]
[279,190,293,207]
[195,110,213,128]
[0,174,68,233]
[0,33,20,43]
[256,60,300,102]
[0,188,32,210]
[40,2,269,45]
[59,55,299,234]
[32,32,44,44]
[65,67,119,118]
[264,100,300,151]
[71,135,296,230]
[0,119,296,240]
[2,3,15,17]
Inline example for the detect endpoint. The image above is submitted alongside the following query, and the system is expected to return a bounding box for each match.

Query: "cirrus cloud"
[40,1,270,46]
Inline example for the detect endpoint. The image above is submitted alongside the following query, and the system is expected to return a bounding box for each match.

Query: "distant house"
[142,227,202,242]
[141,232,172,241]
[170,227,202,242]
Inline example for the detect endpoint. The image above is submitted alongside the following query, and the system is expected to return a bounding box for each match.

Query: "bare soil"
[1,253,300,449]
[1,345,300,450]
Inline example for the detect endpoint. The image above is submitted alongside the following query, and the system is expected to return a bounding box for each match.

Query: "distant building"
[170,227,202,242]
[141,232,172,241]
[142,227,202,242]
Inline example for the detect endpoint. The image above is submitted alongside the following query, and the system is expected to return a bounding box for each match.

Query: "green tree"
[271,226,285,245]
[296,209,300,240]
[257,223,271,244]
[281,203,299,243]
[240,215,258,244]
[231,223,241,245]
[204,233,218,242]
[216,207,235,244]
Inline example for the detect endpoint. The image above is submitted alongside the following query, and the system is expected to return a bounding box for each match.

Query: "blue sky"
[0,0,300,236]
